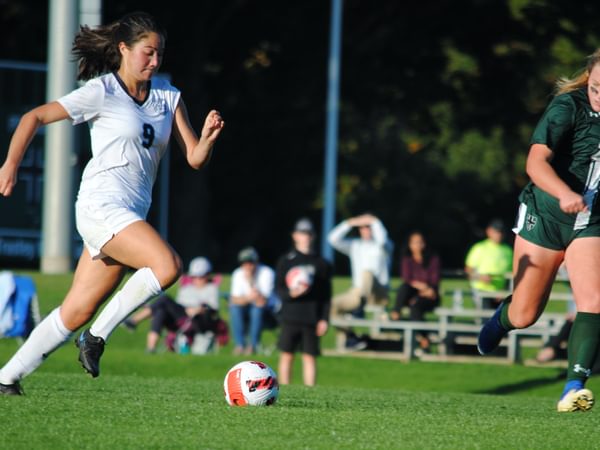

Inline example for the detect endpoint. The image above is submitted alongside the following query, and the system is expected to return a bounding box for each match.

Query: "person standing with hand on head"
[0,11,224,395]
[328,213,393,349]
[328,213,393,314]
[477,49,600,412]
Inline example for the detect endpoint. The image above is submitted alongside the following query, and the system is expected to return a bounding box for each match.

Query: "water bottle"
[452,289,463,310]
[178,335,190,354]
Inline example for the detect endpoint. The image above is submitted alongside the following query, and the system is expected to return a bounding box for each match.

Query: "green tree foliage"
[332,0,600,268]
[1,0,600,270]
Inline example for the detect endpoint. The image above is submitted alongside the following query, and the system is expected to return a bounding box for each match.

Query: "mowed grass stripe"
[1,372,599,449]
[1,272,599,448]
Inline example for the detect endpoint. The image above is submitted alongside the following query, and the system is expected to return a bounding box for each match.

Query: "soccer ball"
[224,360,279,406]
[285,266,312,291]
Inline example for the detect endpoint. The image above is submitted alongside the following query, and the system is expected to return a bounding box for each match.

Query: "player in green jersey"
[478,49,600,412]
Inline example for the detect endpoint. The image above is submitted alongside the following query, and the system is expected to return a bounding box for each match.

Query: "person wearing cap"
[464,219,513,309]
[275,218,332,386]
[327,213,394,348]
[123,257,220,353]
[229,247,277,355]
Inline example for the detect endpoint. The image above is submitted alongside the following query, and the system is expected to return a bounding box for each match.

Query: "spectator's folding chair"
[0,272,41,344]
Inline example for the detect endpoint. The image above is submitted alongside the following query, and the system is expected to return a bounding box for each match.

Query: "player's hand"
[419,287,436,299]
[348,214,376,227]
[347,216,366,227]
[558,191,587,214]
[247,287,260,300]
[201,110,224,144]
[316,320,328,337]
[289,283,309,298]
[410,281,427,291]
[0,163,17,197]
[346,217,360,227]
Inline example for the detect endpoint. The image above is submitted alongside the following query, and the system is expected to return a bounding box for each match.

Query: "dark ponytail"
[72,11,166,81]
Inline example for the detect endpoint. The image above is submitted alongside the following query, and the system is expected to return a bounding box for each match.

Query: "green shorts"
[514,202,600,250]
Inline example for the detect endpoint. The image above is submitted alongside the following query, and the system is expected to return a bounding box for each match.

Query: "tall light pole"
[41,0,102,273]
[41,0,79,273]
[321,0,343,262]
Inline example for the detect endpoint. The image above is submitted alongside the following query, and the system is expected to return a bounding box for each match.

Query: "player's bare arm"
[526,143,587,214]
[316,320,328,337]
[172,99,224,170]
[0,102,69,197]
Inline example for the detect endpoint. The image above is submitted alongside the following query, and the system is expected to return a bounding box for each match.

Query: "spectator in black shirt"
[275,218,332,386]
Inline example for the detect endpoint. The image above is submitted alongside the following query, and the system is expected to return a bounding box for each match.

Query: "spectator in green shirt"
[464,219,513,308]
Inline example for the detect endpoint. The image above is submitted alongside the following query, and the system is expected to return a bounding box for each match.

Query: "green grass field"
[0,272,598,449]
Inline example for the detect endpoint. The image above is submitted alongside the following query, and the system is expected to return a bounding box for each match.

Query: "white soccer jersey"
[59,72,180,204]
[58,73,181,256]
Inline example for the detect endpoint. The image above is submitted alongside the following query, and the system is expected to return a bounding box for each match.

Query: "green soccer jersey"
[519,87,600,228]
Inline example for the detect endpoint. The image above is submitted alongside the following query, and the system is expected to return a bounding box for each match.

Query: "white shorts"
[75,165,152,259]
[75,201,145,260]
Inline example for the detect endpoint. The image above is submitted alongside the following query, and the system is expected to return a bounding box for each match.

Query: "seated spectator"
[389,231,441,353]
[536,264,574,363]
[229,247,277,355]
[123,257,220,353]
[536,314,574,363]
[537,308,600,373]
[464,218,513,309]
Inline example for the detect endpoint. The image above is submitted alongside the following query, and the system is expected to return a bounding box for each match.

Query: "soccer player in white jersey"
[0,12,224,395]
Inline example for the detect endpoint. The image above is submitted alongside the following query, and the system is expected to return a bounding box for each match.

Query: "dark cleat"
[0,381,24,396]
[75,329,105,378]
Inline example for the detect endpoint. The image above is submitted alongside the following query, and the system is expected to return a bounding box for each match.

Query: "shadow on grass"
[474,369,566,395]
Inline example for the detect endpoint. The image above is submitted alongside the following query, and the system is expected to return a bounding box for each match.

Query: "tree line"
[1,0,599,274]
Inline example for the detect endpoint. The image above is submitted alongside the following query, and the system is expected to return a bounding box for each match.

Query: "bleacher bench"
[329,304,567,364]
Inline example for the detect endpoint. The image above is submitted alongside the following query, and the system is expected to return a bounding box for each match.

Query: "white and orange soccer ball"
[285,266,312,291]
[224,360,279,406]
